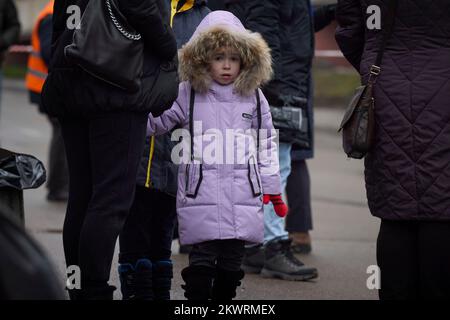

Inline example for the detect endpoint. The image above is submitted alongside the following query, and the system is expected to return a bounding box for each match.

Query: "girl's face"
[209,47,241,86]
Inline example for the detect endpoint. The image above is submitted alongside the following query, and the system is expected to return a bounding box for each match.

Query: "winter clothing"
[336,0,450,221]
[181,265,216,300]
[240,244,264,274]
[60,112,148,297]
[0,0,20,65]
[26,2,69,201]
[377,220,450,300]
[263,194,288,218]
[261,238,318,281]
[118,259,154,300]
[120,187,177,263]
[263,142,291,243]
[183,240,245,300]
[212,268,245,301]
[225,0,335,159]
[152,260,173,300]
[188,239,246,271]
[147,10,280,245]
[137,0,210,196]
[43,0,178,118]
[286,160,313,233]
[26,1,53,98]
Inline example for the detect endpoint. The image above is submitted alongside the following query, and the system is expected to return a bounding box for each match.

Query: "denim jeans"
[263,142,291,243]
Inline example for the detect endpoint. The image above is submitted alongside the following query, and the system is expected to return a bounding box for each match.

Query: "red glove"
[263,194,288,218]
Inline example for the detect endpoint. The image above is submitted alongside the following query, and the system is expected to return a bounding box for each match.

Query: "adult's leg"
[78,112,148,291]
[59,117,92,274]
[418,221,450,299]
[286,159,312,253]
[47,117,69,201]
[376,220,419,300]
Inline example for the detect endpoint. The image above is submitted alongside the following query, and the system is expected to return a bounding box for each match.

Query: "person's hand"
[263,194,288,218]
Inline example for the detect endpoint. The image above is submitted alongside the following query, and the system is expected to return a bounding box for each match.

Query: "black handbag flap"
[338,85,367,132]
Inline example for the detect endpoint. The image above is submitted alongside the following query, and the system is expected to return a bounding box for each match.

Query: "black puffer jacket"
[225,0,335,157]
[43,0,177,118]
[0,0,20,65]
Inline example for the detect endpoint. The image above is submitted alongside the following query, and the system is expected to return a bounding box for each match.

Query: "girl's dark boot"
[118,258,153,300]
[152,260,173,300]
[212,268,245,301]
[181,265,216,300]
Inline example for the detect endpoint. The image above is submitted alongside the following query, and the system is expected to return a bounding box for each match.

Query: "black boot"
[118,259,153,300]
[181,265,216,300]
[212,268,245,301]
[241,244,264,274]
[152,260,173,301]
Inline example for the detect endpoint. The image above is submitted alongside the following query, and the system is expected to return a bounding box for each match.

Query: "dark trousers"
[286,160,313,232]
[119,186,177,263]
[189,240,246,271]
[377,220,450,300]
[47,117,69,196]
[60,112,148,288]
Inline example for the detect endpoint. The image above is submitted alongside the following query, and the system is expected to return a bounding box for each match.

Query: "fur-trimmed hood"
[178,10,272,96]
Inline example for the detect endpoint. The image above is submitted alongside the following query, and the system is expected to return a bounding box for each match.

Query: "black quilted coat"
[336,0,450,221]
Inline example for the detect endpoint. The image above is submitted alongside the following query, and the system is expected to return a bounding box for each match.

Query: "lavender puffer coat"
[148,11,281,244]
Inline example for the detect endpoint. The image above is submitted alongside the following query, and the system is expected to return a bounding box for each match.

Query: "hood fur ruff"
[178,11,272,96]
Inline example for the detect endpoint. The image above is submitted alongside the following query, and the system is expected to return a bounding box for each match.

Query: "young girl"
[147,10,287,300]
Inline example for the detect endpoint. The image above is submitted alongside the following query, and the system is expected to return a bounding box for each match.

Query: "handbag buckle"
[368,65,381,84]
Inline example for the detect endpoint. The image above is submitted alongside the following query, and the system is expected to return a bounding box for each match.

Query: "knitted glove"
[263,194,288,218]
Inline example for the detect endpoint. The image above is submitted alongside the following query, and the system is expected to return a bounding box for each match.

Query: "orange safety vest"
[25,1,54,94]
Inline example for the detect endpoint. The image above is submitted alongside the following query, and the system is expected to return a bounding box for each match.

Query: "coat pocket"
[185,163,203,198]
[248,155,262,197]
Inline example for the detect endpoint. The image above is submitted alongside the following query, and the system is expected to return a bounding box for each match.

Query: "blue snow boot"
[118,258,153,300]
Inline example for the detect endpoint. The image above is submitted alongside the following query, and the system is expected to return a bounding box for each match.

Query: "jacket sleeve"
[335,0,365,71]
[313,4,336,33]
[0,0,21,51]
[120,0,177,60]
[147,84,188,136]
[39,16,53,66]
[252,89,282,195]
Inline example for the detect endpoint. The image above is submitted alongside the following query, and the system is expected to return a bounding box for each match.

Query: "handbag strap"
[188,87,263,162]
[106,0,141,41]
[369,1,398,83]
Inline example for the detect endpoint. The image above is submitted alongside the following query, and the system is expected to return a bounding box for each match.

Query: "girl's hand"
[263,194,288,218]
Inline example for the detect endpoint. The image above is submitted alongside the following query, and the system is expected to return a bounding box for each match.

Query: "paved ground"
[0,79,380,300]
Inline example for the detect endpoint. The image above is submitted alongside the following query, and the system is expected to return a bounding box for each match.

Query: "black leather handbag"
[338,2,398,159]
[65,0,144,92]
